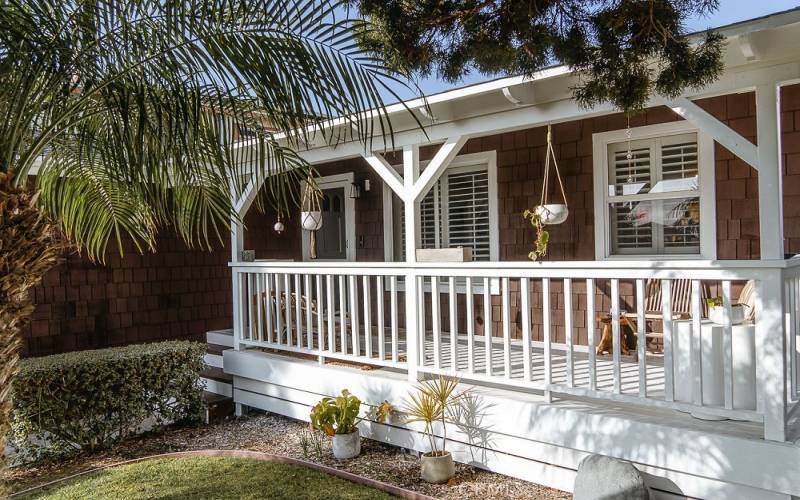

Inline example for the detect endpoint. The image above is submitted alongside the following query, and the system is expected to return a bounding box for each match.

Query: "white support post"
[230,203,245,352]
[363,152,406,197]
[411,136,467,200]
[403,144,421,382]
[668,97,758,169]
[756,83,785,260]
[755,270,788,441]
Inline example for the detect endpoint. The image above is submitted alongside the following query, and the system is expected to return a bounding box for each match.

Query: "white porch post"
[230,213,244,352]
[756,83,785,260]
[403,144,420,382]
[755,269,788,441]
[755,84,788,441]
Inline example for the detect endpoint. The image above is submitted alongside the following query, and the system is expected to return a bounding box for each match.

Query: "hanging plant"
[301,181,323,258]
[523,209,550,260]
[524,124,566,260]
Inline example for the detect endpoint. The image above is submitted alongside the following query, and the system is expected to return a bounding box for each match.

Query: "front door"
[315,187,347,260]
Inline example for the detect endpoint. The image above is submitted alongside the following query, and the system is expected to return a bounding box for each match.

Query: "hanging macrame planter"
[523,124,569,261]
[534,124,569,225]
[301,183,323,259]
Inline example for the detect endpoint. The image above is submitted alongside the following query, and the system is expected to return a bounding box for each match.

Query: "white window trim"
[592,121,716,261]
[382,150,499,262]
[302,172,356,262]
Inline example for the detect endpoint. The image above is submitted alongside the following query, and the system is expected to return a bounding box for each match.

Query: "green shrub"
[10,341,205,462]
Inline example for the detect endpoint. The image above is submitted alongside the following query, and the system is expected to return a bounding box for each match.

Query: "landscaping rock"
[573,454,650,500]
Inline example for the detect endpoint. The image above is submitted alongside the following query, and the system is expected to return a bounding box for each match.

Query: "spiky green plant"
[0,0,411,467]
[404,376,466,456]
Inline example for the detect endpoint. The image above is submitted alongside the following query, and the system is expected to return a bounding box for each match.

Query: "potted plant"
[404,376,467,484]
[309,389,362,459]
[706,296,748,325]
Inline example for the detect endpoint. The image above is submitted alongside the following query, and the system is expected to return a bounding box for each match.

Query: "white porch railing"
[231,259,799,441]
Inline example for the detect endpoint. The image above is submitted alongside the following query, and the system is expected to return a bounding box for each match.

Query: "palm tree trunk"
[0,172,63,472]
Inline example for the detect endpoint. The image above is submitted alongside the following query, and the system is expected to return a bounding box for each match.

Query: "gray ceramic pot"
[421,451,455,484]
[332,430,360,459]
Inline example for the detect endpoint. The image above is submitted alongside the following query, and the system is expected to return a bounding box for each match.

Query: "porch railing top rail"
[231,258,792,281]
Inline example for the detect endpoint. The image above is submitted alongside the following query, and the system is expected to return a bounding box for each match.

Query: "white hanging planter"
[301,210,323,231]
[534,204,569,225]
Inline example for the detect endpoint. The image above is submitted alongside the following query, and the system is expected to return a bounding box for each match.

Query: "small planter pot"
[332,430,360,459]
[420,451,455,484]
[301,210,323,231]
[708,304,746,325]
[534,204,569,225]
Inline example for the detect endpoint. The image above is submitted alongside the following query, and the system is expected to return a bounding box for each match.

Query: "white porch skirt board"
[224,349,797,500]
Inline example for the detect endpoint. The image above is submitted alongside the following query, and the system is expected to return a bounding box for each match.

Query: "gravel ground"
[4,411,571,499]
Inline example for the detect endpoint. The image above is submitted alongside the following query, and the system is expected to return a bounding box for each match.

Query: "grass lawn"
[20,457,396,500]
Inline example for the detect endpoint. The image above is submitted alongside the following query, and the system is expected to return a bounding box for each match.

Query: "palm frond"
[0,0,415,260]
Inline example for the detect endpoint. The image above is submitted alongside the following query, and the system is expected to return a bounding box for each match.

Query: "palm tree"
[0,0,408,463]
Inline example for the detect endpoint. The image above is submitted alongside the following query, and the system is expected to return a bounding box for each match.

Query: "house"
[220,8,800,500]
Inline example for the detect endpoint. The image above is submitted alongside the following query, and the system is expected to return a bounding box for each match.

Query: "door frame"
[302,172,356,262]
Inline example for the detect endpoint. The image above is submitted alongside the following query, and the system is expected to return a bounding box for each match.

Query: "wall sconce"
[349,179,370,199]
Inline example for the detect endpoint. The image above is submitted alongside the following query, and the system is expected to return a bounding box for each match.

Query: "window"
[593,122,715,259]
[384,152,498,262]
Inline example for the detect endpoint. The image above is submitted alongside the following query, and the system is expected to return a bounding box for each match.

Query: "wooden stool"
[596,314,637,356]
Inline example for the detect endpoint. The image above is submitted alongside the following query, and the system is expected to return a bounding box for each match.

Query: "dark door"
[315,187,347,260]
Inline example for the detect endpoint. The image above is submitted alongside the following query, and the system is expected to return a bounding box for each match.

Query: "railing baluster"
[722,280,734,410]
[662,279,675,402]
[611,278,621,394]
[305,274,313,349]
[265,273,273,344]
[449,276,458,373]
[691,279,703,406]
[316,274,324,354]
[431,276,441,370]
[636,279,647,398]
[466,277,475,374]
[417,275,425,367]
[339,275,347,355]
[390,276,398,363]
[521,278,532,382]
[274,274,283,345]
[564,278,573,387]
[256,273,264,342]
[793,276,800,401]
[326,275,335,353]
[502,277,512,379]
[363,275,372,359]
[349,274,360,357]
[284,274,293,346]
[294,274,303,348]
[543,278,552,398]
[484,277,493,377]
[376,275,385,361]
[247,273,255,341]
[586,278,596,391]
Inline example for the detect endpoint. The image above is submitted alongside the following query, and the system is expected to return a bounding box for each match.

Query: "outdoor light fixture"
[349,179,370,199]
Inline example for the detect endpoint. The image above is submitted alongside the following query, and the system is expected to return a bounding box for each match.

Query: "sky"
[384,1,800,102]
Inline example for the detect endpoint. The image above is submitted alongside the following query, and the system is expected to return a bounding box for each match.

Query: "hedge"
[10,341,206,461]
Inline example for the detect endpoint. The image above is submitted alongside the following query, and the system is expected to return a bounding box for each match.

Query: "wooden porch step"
[206,328,234,348]
[202,390,234,424]
[201,366,233,383]
[206,343,228,356]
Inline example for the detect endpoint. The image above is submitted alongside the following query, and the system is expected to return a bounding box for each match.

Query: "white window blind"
[607,132,701,256]
[395,164,491,261]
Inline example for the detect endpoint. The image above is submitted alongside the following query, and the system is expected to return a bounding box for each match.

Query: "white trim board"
[301,172,356,262]
[592,121,717,261]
